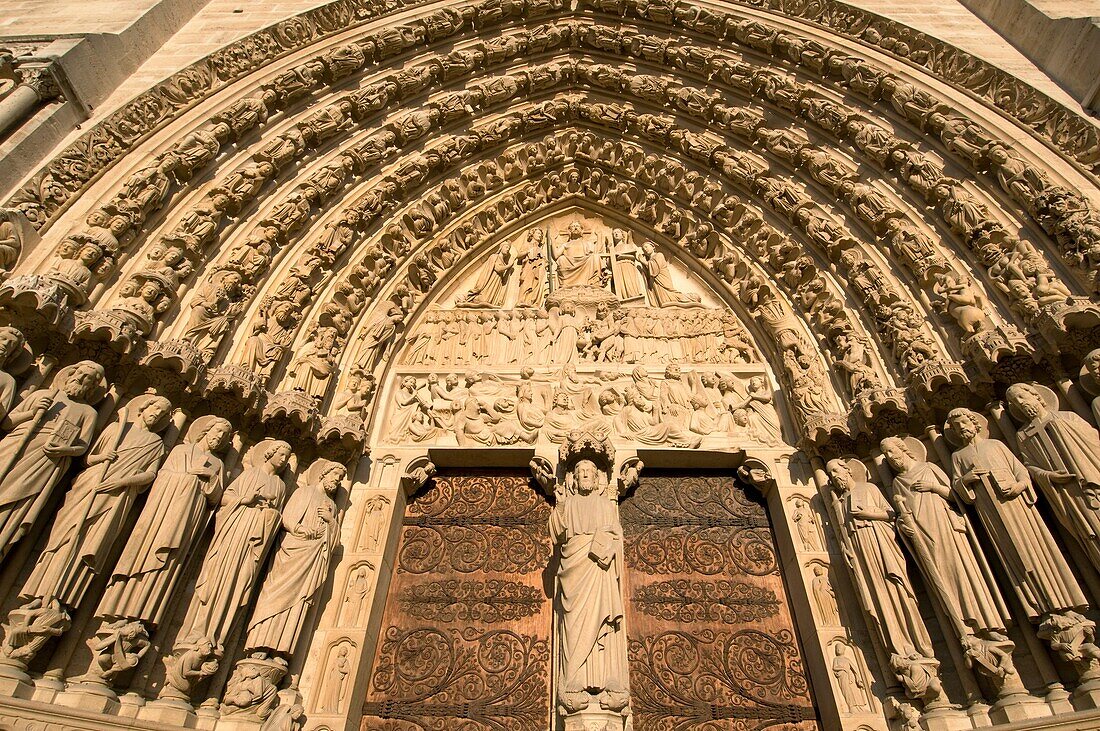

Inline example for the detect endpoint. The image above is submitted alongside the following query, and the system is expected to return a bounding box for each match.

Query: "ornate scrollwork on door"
[619,473,778,576]
[398,473,551,574]
[622,473,819,730]
[362,471,552,731]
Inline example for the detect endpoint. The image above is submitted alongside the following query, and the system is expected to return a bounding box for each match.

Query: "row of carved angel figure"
[385,366,781,448]
[821,374,1100,724]
[0,341,344,725]
[0,3,1091,401]
[401,305,757,367]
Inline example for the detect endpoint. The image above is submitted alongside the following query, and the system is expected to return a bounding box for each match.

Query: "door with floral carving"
[620,471,821,730]
[361,469,553,730]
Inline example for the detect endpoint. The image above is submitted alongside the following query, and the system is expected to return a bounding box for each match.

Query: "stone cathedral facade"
[0,0,1098,730]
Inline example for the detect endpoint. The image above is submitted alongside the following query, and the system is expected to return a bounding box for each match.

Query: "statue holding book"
[548,432,630,719]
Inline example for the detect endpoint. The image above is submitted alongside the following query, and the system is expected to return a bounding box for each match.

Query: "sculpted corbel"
[402,456,437,495]
[160,633,222,702]
[69,619,150,690]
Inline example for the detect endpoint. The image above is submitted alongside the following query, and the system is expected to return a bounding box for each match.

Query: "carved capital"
[17,65,61,102]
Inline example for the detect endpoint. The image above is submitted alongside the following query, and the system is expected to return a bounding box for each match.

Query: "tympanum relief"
[381,211,782,450]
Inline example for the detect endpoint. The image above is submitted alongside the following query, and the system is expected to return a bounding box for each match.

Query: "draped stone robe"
[0,369,16,423]
[836,479,934,658]
[549,488,628,699]
[0,388,97,556]
[892,461,1008,633]
[1014,409,1100,573]
[181,463,285,644]
[951,437,1087,620]
[245,484,338,655]
[22,420,166,607]
[554,236,601,289]
[98,441,225,626]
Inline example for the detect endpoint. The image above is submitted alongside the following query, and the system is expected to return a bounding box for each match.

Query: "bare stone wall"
[957,0,1100,112]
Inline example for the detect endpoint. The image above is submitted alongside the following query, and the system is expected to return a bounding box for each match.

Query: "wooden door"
[361,470,553,730]
[621,471,820,730]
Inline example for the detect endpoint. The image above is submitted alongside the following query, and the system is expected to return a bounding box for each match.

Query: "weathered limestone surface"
[0,0,1098,729]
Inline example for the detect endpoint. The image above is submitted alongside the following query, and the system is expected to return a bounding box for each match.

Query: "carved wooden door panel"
[361,470,552,730]
[621,471,820,730]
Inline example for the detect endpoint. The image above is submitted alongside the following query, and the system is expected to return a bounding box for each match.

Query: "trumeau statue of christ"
[553,221,604,289]
[549,456,630,716]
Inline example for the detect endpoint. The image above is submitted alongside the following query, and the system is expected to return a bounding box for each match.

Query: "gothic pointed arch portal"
[0,0,1099,730]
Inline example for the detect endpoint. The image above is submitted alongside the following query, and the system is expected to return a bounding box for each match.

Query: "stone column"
[0,64,61,139]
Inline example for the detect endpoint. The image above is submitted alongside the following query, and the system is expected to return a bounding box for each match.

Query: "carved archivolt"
[1,3,1100,731]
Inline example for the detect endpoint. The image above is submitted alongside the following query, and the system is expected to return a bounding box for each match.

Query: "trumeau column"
[292,451,409,731]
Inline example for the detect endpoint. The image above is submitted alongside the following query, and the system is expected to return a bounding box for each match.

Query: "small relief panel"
[360,471,552,731]
[621,472,820,730]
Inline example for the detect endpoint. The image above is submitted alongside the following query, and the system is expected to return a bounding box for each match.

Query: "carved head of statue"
[308,459,346,496]
[572,459,601,495]
[944,408,986,447]
[880,436,920,473]
[1081,349,1100,396]
[251,439,292,474]
[1005,382,1057,424]
[0,326,24,366]
[825,459,852,493]
[78,242,105,268]
[732,408,750,427]
[187,415,233,452]
[566,221,584,238]
[60,361,106,402]
[130,394,173,432]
